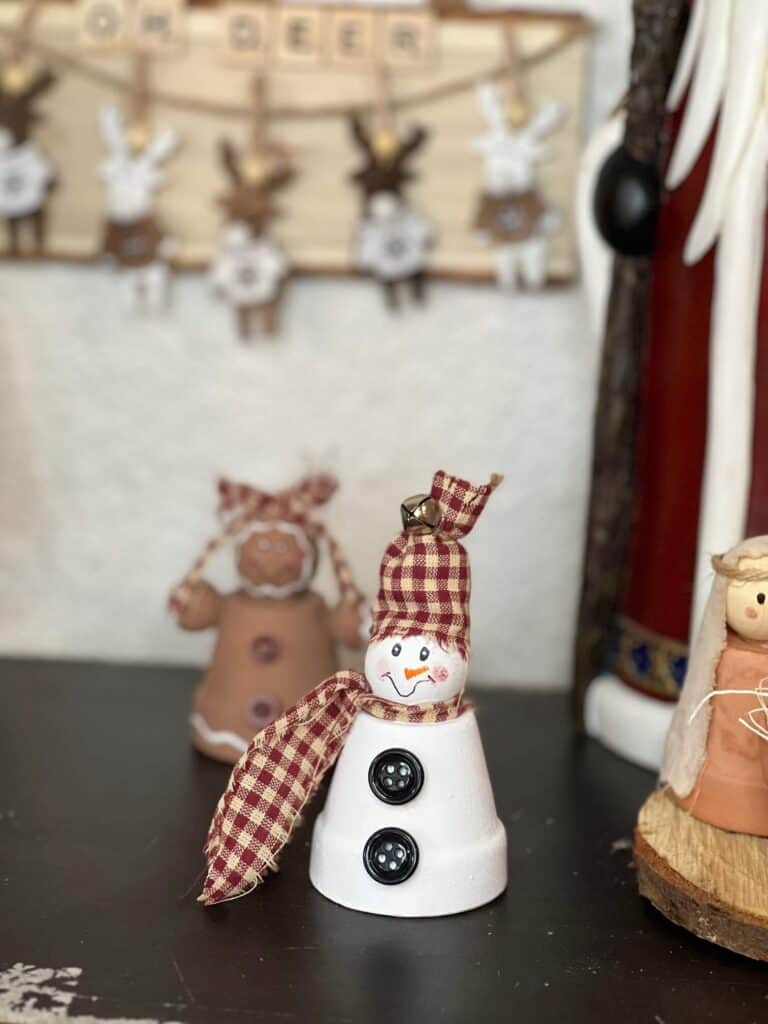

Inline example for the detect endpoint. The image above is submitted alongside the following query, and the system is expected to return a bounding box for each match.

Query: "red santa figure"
[576,0,768,768]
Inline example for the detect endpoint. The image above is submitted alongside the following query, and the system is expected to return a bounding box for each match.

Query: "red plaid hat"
[169,473,362,613]
[369,470,502,658]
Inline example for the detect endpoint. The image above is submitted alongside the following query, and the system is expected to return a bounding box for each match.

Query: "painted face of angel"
[364,635,468,705]
[725,556,768,643]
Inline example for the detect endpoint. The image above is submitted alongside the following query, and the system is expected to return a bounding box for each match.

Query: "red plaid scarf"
[199,670,470,905]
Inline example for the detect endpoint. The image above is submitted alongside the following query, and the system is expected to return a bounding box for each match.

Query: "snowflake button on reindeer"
[99,105,178,311]
[473,82,564,290]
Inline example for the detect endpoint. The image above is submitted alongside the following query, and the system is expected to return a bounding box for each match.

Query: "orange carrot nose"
[404,666,428,681]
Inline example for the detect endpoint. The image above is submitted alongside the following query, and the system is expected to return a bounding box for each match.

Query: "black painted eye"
[758,593,766,605]
[419,646,429,662]
[391,643,402,656]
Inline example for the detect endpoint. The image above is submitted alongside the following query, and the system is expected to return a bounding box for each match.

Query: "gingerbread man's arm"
[176,581,224,631]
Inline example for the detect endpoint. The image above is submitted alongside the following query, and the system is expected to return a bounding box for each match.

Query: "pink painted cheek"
[432,665,450,683]
[746,607,758,620]
[376,657,390,676]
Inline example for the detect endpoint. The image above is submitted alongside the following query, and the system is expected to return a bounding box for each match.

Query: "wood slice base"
[635,788,768,961]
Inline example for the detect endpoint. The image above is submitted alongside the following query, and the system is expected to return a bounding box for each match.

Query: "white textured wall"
[0,0,631,687]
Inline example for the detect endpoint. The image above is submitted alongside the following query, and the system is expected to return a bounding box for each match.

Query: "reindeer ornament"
[349,114,434,310]
[473,82,563,290]
[0,65,55,255]
[99,105,177,311]
[210,139,292,340]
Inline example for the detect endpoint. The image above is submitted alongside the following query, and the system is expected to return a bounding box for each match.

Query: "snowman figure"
[473,82,564,290]
[200,470,508,918]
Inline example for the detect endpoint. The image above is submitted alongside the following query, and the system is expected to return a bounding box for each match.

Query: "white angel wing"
[666,0,706,112]
[689,104,768,634]
[684,0,768,263]
[576,113,625,340]
[665,0,732,190]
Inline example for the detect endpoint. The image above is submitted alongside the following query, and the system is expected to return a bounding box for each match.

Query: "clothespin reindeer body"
[98,49,178,312]
[0,61,56,255]
[472,80,564,291]
[210,137,293,340]
[349,109,434,311]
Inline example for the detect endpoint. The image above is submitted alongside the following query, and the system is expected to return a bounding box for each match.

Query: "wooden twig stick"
[4,0,42,66]
[248,71,267,155]
[371,61,395,138]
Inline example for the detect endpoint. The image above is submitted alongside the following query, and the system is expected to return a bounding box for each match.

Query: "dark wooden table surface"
[1,659,767,1024]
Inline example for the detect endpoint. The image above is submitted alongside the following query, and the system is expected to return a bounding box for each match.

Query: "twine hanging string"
[1,0,43,90]
[243,70,268,158]
[501,21,530,127]
[0,16,589,124]
[126,48,152,150]
[371,61,395,137]
[3,0,41,65]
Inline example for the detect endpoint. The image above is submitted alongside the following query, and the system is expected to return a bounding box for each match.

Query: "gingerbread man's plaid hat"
[169,473,362,613]
[369,470,502,659]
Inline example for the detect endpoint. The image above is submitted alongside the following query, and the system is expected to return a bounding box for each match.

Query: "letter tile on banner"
[380,11,435,71]
[329,10,376,70]
[329,9,375,70]
[275,6,325,66]
[221,3,271,65]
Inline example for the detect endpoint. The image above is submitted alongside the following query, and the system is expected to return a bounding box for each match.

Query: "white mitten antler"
[143,126,178,170]
[99,105,128,160]
[476,81,508,135]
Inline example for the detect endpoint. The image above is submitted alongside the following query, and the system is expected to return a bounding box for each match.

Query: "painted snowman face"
[364,635,468,705]
[725,556,768,642]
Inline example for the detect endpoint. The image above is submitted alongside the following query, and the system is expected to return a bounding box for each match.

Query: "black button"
[368,748,424,805]
[363,828,419,885]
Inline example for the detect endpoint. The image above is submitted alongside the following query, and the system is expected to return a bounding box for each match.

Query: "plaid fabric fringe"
[200,670,469,905]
